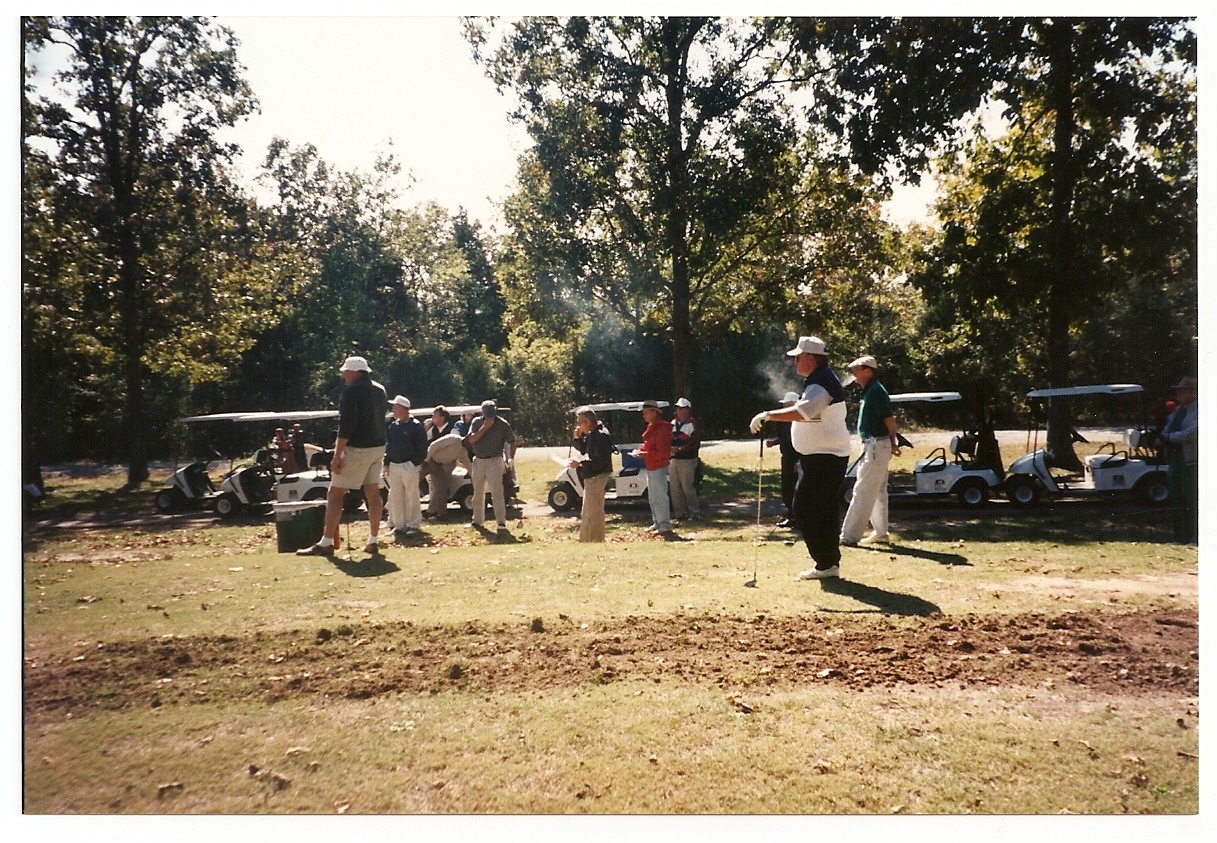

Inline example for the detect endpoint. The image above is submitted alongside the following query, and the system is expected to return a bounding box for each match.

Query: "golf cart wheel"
[1005,475,1041,507]
[154,488,183,514]
[302,488,327,502]
[1134,472,1169,506]
[547,482,578,512]
[342,490,364,512]
[213,492,241,518]
[954,478,990,508]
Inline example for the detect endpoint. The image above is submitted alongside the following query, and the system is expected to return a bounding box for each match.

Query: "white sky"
[216,15,532,232]
[214,13,939,229]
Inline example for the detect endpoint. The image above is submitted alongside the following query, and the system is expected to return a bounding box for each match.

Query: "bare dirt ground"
[23,607,1198,716]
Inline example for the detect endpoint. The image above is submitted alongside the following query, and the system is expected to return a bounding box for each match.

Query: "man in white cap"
[749,336,850,578]
[765,391,802,528]
[382,395,428,541]
[839,355,901,546]
[298,356,388,556]
[1155,376,1198,545]
[669,397,701,521]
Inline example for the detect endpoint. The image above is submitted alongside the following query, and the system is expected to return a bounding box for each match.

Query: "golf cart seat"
[1084,450,1128,471]
[185,462,215,497]
[309,450,333,472]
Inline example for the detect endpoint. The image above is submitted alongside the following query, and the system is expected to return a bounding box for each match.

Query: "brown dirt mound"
[23,608,1197,717]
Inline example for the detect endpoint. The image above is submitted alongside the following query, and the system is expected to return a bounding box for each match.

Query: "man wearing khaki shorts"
[298,356,388,555]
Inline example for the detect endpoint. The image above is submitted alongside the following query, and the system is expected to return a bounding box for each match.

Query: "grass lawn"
[21,438,1201,818]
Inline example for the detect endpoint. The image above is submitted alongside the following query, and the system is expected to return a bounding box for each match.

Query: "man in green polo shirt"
[840,355,901,546]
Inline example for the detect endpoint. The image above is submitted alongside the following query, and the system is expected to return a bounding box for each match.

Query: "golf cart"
[154,457,221,514]
[547,401,702,512]
[1004,384,1168,506]
[156,409,368,517]
[839,391,1005,508]
[155,446,277,519]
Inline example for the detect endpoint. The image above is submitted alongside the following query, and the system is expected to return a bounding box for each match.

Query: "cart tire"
[1134,472,1169,506]
[548,482,579,512]
[1005,475,1041,506]
[302,488,327,502]
[214,493,241,518]
[342,490,364,512]
[458,487,475,513]
[955,478,990,508]
[154,489,182,514]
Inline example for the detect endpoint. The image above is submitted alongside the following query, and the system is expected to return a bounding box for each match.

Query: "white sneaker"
[860,532,890,545]
[798,566,840,580]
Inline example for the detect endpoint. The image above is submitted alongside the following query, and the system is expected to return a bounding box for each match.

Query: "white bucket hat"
[786,336,827,356]
[339,355,371,373]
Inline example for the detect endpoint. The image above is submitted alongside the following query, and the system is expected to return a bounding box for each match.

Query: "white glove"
[749,411,770,434]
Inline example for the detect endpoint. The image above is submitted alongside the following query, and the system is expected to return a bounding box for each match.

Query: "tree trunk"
[663,19,695,403]
[115,188,149,485]
[1045,19,1082,471]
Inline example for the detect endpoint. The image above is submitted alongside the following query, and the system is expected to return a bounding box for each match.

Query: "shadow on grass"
[856,542,970,566]
[896,500,1172,545]
[328,552,401,578]
[817,577,942,617]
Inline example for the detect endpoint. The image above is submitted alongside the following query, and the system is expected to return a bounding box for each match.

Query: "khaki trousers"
[472,455,507,527]
[579,472,609,542]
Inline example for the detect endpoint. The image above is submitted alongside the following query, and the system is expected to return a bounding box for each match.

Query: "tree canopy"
[21,16,1197,472]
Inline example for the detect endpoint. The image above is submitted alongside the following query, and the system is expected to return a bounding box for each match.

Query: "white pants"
[840,438,892,543]
[645,465,671,532]
[472,455,506,527]
[386,461,421,532]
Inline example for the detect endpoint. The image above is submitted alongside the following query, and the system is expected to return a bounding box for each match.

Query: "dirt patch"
[23,608,1198,718]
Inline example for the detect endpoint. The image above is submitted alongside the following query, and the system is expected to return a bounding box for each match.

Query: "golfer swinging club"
[750,336,850,579]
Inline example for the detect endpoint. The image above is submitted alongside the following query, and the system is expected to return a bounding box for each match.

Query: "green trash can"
[274,501,327,553]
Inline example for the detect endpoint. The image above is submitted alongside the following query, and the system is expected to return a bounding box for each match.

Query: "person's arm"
[1162,407,1199,446]
[467,416,494,445]
[751,385,830,431]
[884,416,901,456]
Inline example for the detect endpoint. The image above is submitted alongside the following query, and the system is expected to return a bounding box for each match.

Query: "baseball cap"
[675,397,692,408]
[389,395,411,408]
[848,355,878,370]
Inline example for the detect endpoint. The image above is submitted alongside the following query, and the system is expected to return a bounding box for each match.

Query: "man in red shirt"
[632,399,673,535]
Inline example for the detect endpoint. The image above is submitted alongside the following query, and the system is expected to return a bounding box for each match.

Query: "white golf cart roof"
[179,410,339,423]
[408,404,505,418]
[570,401,672,413]
[181,403,509,425]
[889,391,962,404]
[1026,384,1143,399]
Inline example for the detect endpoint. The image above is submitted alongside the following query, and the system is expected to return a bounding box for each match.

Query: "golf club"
[745,432,763,587]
